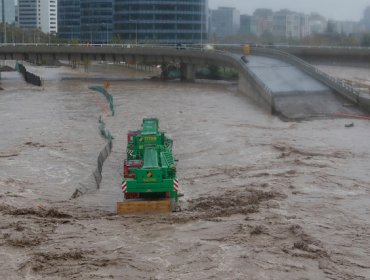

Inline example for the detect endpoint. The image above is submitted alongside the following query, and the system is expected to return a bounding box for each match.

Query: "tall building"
[251,9,273,36]
[114,0,208,44]
[362,6,370,30]
[15,4,18,24]
[80,0,112,43]
[309,13,327,34]
[58,0,81,40]
[0,0,15,24]
[18,0,37,29]
[210,7,240,38]
[39,0,57,33]
[328,20,359,35]
[240,14,251,34]
[18,0,57,33]
[58,0,208,43]
[273,10,301,39]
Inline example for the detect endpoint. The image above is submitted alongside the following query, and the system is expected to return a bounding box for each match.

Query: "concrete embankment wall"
[237,66,273,113]
[359,94,370,113]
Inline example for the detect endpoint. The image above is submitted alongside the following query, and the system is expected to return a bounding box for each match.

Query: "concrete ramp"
[247,56,330,95]
[243,55,362,119]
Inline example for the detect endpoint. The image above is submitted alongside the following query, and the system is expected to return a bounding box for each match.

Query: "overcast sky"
[209,0,370,21]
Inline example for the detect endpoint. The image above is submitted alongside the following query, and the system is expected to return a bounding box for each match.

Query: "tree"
[207,65,221,79]
[112,34,122,44]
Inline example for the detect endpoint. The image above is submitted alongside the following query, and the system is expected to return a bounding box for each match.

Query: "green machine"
[118,118,179,214]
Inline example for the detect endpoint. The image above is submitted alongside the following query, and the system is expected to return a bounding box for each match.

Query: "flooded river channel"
[0,63,369,279]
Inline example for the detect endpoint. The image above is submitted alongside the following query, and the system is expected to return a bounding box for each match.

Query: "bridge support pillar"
[180,63,195,82]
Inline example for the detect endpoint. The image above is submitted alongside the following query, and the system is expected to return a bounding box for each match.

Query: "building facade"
[0,0,15,24]
[239,14,251,34]
[18,0,57,33]
[250,9,273,36]
[272,10,310,39]
[361,6,370,30]
[210,6,240,38]
[114,0,208,44]
[249,9,310,39]
[39,0,57,33]
[309,13,327,34]
[58,0,208,44]
[299,14,310,38]
[18,0,37,29]
[328,20,359,35]
[80,0,112,43]
[58,0,81,40]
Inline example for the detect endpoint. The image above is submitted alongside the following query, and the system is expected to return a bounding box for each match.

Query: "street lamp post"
[129,20,138,45]
[88,24,92,43]
[1,0,7,44]
[3,22,7,44]
[200,3,203,48]
[102,22,109,44]
[135,21,138,45]
[106,23,109,44]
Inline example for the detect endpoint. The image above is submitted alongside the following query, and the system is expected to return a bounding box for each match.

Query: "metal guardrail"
[1,43,370,53]
[0,43,205,49]
[252,47,360,104]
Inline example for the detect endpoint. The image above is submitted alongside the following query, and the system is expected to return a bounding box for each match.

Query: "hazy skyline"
[209,0,370,21]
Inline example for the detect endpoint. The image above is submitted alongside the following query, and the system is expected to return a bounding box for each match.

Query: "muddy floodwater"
[0,63,370,279]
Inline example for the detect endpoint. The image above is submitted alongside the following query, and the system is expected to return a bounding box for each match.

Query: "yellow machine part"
[117,199,172,215]
[242,44,251,55]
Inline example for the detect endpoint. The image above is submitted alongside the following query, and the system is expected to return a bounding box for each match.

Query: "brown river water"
[0,63,369,279]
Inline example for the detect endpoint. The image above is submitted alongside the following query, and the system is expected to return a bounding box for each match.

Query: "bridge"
[0,44,369,118]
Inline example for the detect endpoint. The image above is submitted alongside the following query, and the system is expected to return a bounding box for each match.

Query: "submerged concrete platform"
[238,55,363,119]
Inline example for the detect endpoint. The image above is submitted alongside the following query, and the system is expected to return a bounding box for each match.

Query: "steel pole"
[4,22,6,44]
[200,3,203,47]
[106,23,108,44]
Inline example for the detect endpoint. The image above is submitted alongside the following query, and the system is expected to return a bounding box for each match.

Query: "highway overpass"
[0,44,368,118]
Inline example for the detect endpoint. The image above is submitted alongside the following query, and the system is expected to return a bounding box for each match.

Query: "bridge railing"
[252,47,360,104]
[0,43,205,49]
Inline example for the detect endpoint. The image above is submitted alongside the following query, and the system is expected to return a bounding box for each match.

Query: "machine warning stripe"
[121,181,127,193]
[174,179,179,191]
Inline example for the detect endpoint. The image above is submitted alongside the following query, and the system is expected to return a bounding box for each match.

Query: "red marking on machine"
[174,179,179,192]
[123,160,143,179]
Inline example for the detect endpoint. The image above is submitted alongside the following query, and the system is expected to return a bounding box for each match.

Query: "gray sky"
[209,0,370,21]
